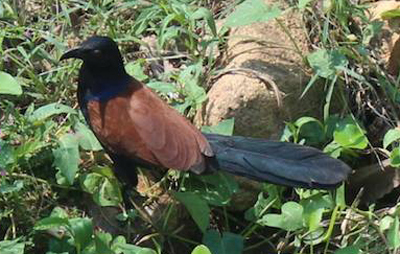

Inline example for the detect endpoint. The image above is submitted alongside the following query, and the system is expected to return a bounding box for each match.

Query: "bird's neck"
[79,65,132,102]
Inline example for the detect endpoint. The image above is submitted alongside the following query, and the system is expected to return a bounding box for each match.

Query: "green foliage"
[191,245,212,254]
[34,207,155,254]
[0,238,25,254]
[258,202,304,231]
[0,0,397,253]
[173,191,210,233]
[202,230,243,254]
[0,71,22,95]
[225,0,282,27]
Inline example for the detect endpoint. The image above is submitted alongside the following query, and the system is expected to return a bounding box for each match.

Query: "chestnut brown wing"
[128,83,213,173]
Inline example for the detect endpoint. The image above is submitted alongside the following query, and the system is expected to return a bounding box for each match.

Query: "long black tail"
[204,133,351,189]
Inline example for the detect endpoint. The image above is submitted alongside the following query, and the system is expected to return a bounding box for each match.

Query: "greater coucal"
[60,36,351,189]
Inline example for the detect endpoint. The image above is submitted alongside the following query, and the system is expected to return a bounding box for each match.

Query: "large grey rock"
[197,1,323,139]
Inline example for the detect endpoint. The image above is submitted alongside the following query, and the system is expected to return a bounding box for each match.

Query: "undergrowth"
[1,0,400,254]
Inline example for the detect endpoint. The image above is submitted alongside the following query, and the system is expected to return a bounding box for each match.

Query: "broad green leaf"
[173,191,210,232]
[50,207,69,219]
[147,82,178,94]
[202,230,243,254]
[0,71,22,95]
[225,0,282,27]
[301,194,333,231]
[52,134,80,185]
[75,122,102,151]
[245,185,283,221]
[28,103,76,122]
[380,216,394,232]
[0,239,25,254]
[183,172,238,206]
[202,118,235,136]
[387,216,400,250]
[0,140,15,168]
[295,117,325,145]
[93,177,122,206]
[258,202,304,231]
[334,245,360,254]
[125,61,148,81]
[114,243,157,254]
[333,117,368,149]
[192,245,212,254]
[323,141,343,158]
[0,180,23,194]
[383,128,400,149]
[69,218,93,251]
[307,49,348,79]
[192,8,217,37]
[94,232,114,254]
[81,173,103,194]
[34,217,70,230]
[390,147,400,167]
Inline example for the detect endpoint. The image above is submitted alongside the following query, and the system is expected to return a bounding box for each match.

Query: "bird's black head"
[60,36,126,73]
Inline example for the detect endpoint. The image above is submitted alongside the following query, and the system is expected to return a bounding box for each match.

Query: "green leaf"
[191,8,217,37]
[81,173,103,194]
[192,245,212,254]
[93,177,122,206]
[381,9,400,19]
[333,245,360,254]
[69,218,93,251]
[183,172,238,206]
[180,63,207,108]
[333,117,368,149]
[146,82,178,94]
[50,207,69,219]
[390,147,400,167]
[380,216,394,232]
[75,122,102,151]
[125,61,148,81]
[307,49,348,79]
[323,141,343,158]
[295,117,325,145]
[225,0,282,27]
[388,216,400,250]
[202,230,244,254]
[258,201,304,231]
[245,187,281,221]
[298,0,313,9]
[34,217,70,230]
[114,243,157,254]
[0,141,15,168]
[202,118,235,136]
[94,232,114,254]
[0,71,22,95]
[28,103,76,122]
[0,239,25,254]
[173,191,210,233]
[52,134,80,185]
[301,194,333,231]
[0,180,23,194]
[363,20,383,45]
[384,129,400,149]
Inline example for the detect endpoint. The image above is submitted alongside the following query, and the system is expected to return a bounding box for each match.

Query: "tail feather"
[204,134,351,189]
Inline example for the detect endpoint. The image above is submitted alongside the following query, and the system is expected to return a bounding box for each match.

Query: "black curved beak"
[60,47,83,61]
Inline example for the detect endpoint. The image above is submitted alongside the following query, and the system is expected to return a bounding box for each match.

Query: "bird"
[60,36,351,189]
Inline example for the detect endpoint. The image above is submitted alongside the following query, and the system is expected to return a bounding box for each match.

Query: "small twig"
[212,67,283,107]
